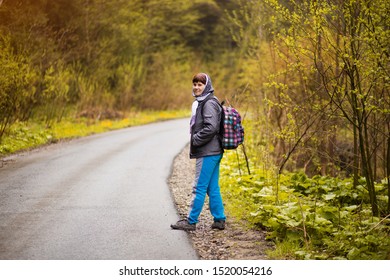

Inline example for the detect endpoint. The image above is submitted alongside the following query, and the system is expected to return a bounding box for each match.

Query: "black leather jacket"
[190,94,223,159]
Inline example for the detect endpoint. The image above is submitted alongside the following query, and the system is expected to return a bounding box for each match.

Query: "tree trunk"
[387,128,390,214]
[352,105,359,188]
[358,117,379,217]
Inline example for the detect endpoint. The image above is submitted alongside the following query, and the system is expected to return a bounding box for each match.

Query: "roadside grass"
[221,148,390,260]
[0,110,190,157]
[220,120,390,260]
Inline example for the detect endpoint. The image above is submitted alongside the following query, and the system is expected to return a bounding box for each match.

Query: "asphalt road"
[0,118,198,260]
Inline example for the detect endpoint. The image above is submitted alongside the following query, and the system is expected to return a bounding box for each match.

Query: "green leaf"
[347,248,361,259]
[323,193,336,200]
[343,205,358,211]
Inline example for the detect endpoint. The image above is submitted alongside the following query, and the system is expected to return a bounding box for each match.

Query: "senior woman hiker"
[171,73,226,231]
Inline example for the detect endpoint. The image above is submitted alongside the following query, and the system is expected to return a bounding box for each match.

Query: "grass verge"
[0,110,190,157]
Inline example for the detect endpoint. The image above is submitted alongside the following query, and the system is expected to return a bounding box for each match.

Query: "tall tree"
[223,0,389,216]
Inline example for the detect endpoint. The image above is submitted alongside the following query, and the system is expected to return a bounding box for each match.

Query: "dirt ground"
[168,145,274,260]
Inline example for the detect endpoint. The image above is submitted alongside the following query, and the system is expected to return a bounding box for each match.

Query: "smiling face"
[192,81,206,97]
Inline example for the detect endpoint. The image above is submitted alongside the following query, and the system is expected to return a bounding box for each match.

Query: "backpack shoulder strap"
[199,95,222,112]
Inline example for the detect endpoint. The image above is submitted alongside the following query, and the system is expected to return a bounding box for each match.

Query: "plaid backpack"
[220,104,244,149]
[200,96,244,150]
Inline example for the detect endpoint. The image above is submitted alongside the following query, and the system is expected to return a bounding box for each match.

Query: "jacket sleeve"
[192,100,221,147]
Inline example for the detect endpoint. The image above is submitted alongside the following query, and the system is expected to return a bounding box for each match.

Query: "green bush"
[220,146,390,260]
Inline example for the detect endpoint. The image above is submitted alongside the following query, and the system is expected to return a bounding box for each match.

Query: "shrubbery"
[220,128,390,260]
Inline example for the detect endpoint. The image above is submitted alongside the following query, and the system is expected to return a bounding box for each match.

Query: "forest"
[0,0,389,259]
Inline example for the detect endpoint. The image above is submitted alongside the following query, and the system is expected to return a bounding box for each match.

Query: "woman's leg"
[208,154,226,221]
[188,155,222,224]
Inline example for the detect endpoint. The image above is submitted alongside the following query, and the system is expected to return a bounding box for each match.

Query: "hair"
[192,73,207,85]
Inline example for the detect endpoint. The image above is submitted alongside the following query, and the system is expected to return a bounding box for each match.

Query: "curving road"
[0,118,198,260]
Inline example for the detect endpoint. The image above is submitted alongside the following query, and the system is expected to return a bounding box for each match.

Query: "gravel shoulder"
[168,145,274,260]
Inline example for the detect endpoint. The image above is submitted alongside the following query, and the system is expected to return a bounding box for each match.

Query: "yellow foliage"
[0,110,190,156]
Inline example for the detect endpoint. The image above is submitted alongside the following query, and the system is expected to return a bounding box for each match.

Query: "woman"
[171,73,226,231]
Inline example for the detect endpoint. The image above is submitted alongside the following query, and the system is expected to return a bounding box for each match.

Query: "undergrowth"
[220,146,390,260]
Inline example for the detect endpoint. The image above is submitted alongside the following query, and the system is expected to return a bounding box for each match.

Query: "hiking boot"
[211,220,225,230]
[171,219,196,231]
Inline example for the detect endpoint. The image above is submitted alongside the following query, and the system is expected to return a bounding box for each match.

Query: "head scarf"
[190,73,214,130]
[192,73,214,101]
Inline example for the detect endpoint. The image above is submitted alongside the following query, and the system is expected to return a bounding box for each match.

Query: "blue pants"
[188,154,226,224]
